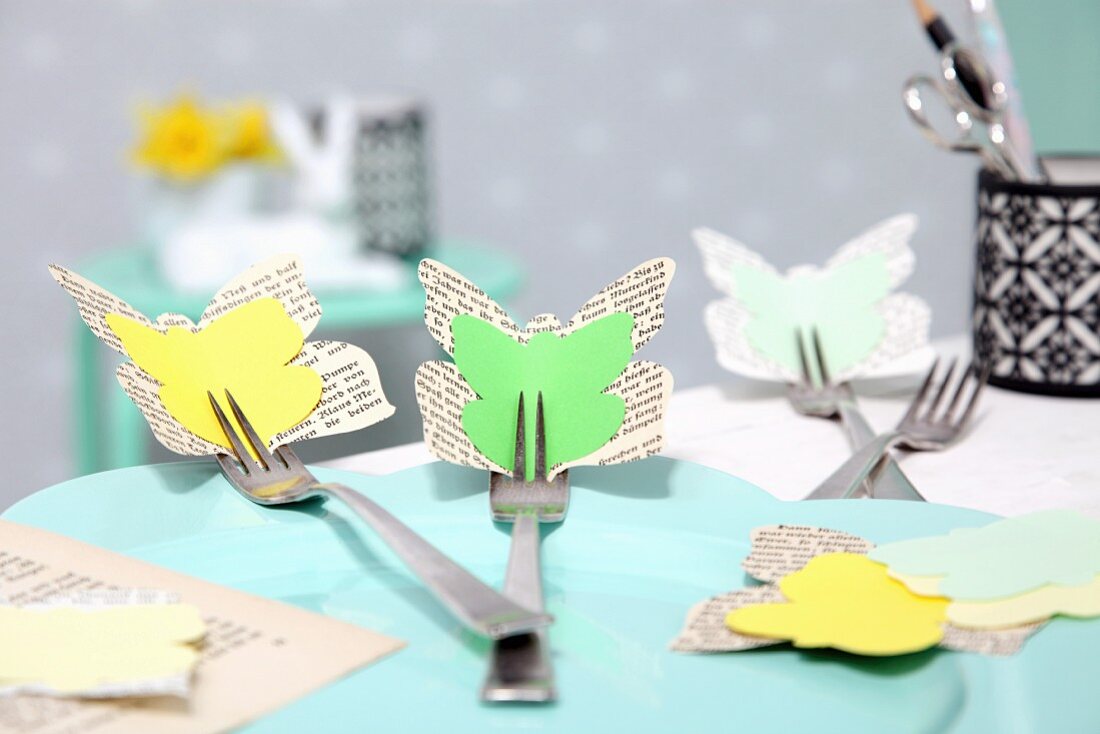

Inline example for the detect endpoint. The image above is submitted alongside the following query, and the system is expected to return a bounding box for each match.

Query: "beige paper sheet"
[0,520,403,734]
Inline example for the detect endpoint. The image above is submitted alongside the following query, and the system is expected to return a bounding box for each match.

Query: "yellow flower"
[726,553,948,656]
[133,95,227,181]
[226,102,282,162]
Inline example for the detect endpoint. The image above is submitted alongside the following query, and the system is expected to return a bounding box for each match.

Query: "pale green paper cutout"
[870,510,1100,601]
[452,312,634,481]
[733,253,890,376]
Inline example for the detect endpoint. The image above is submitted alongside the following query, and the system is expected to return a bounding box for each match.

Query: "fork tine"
[535,391,547,481]
[941,361,972,419]
[925,358,958,420]
[901,358,940,424]
[795,328,813,386]
[811,327,832,387]
[956,362,989,428]
[275,445,305,471]
[223,390,276,469]
[207,392,262,474]
[512,393,526,481]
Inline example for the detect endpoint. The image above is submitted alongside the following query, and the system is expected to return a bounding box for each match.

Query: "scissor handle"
[902,75,980,153]
[937,42,1007,121]
[902,74,1016,179]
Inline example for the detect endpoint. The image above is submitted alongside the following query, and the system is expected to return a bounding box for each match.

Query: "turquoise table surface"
[5,457,1099,733]
[70,242,523,474]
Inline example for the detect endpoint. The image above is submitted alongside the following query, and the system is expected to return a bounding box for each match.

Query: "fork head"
[488,392,570,524]
[895,358,990,450]
[208,390,318,505]
[786,327,855,418]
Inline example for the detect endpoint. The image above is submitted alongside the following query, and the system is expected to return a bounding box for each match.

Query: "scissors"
[902,42,1031,180]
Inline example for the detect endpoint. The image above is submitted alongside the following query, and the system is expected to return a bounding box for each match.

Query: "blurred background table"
[323,336,1100,519]
[72,242,523,474]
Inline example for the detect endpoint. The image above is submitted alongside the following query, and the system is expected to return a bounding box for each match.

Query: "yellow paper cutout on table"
[106,298,322,452]
[0,604,205,694]
[948,575,1100,630]
[893,567,1100,629]
[888,569,946,597]
[726,553,949,656]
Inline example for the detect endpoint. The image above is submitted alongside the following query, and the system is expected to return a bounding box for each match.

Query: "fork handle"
[804,431,904,500]
[837,404,925,501]
[317,483,552,639]
[481,513,556,702]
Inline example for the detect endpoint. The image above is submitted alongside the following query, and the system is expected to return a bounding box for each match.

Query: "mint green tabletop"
[70,242,523,473]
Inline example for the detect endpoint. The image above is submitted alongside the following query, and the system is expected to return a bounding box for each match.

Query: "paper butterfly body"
[415,258,675,481]
[694,214,932,382]
[51,255,395,457]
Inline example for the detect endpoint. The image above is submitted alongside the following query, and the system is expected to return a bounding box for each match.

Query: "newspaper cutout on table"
[50,256,394,456]
[0,519,402,734]
[672,525,1042,657]
[415,257,675,479]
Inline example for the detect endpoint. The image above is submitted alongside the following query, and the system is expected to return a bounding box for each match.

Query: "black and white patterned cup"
[973,163,1100,396]
[350,97,433,259]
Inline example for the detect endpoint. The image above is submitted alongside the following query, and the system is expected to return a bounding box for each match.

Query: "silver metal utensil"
[787,328,924,501]
[481,392,567,703]
[902,41,1035,181]
[804,359,988,500]
[207,389,552,640]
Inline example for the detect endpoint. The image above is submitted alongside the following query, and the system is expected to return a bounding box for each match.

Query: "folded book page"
[0,519,403,734]
[694,214,932,382]
[51,256,394,456]
[415,258,675,480]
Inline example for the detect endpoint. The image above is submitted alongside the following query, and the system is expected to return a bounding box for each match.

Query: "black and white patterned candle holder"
[351,97,433,259]
[973,164,1100,397]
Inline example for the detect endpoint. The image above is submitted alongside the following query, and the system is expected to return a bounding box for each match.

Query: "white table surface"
[322,337,1100,519]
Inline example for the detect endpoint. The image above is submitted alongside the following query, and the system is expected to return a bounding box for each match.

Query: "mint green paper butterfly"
[733,253,890,376]
[870,510,1100,601]
[695,214,930,381]
[452,312,634,481]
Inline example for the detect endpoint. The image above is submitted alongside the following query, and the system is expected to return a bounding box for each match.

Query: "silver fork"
[207,389,552,640]
[788,328,924,501]
[481,392,567,703]
[804,360,989,500]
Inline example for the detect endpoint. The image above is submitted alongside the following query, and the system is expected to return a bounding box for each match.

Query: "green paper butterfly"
[452,312,635,481]
[415,257,676,481]
[695,214,930,381]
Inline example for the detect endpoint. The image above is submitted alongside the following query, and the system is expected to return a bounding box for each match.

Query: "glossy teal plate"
[5,458,1096,733]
